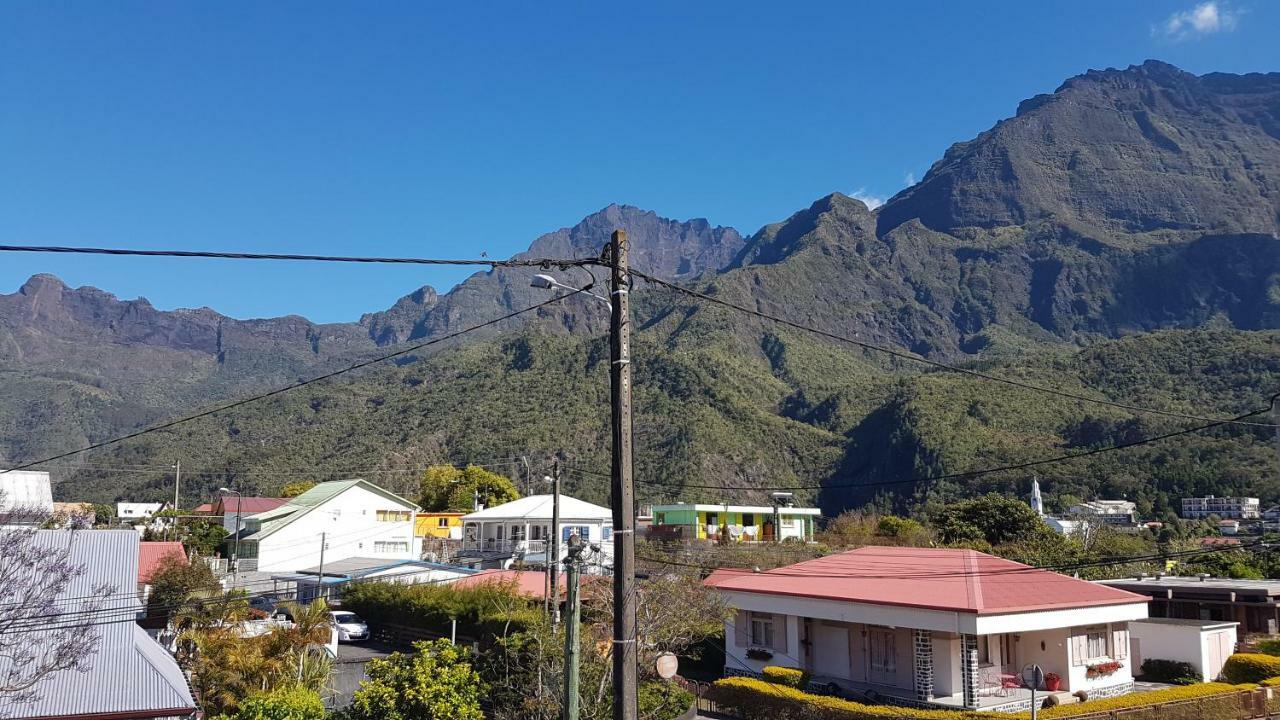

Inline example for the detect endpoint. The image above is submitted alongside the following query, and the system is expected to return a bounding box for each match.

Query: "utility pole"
[607,229,637,720]
[550,458,562,626]
[317,531,327,604]
[562,534,586,720]
[170,460,181,542]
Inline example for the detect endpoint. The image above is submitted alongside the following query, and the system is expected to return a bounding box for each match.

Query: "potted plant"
[746,648,773,661]
[1044,672,1062,691]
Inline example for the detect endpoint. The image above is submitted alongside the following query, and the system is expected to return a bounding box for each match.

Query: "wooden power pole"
[608,229,638,720]
[550,458,562,626]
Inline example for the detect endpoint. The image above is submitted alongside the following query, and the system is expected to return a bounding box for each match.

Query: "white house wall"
[1129,621,1237,683]
[255,486,415,572]
[973,603,1148,634]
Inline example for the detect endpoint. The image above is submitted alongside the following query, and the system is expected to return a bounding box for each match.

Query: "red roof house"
[448,569,568,600]
[138,541,187,585]
[707,546,1148,711]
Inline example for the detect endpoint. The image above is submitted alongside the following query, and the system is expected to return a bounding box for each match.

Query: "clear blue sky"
[2,1,1276,323]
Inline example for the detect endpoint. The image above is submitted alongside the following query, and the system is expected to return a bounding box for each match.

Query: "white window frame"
[749,612,774,648]
[1085,625,1110,660]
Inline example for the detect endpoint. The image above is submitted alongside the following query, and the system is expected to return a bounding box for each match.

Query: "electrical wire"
[1,288,588,474]
[629,268,1280,429]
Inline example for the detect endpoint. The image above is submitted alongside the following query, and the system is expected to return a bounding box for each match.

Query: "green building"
[650,503,819,542]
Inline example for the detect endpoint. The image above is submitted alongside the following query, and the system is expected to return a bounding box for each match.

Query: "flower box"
[1086,660,1124,678]
[746,648,774,661]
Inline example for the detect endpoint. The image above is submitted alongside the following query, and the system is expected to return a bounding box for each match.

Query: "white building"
[276,557,477,604]
[459,494,613,571]
[708,546,1149,713]
[116,502,166,521]
[0,470,53,524]
[1068,500,1137,526]
[234,479,418,573]
[1128,618,1237,684]
[1181,496,1260,520]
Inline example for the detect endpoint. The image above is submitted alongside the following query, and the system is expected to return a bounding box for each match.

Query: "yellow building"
[416,511,465,539]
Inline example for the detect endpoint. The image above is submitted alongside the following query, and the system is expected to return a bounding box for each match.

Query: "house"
[1099,575,1280,634]
[275,557,476,603]
[650,502,820,543]
[192,502,215,514]
[416,511,465,540]
[459,494,613,571]
[0,530,196,719]
[213,495,290,534]
[51,501,95,527]
[138,541,188,600]
[1128,618,1238,683]
[1067,500,1137,527]
[117,501,166,521]
[707,546,1148,712]
[0,470,53,524]
[1181,496,1260,520]
[1218,519,1241,536]
[448,568,585,600]
[232,479,418,572]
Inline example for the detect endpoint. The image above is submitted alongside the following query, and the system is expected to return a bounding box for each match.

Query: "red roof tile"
[192,503,215,513]
[705,546,1148,615]
[449,570,571,600]
[138,541,187,584]
[213,497,289,514]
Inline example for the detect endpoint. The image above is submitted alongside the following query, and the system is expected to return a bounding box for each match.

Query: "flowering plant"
[1086,660,1123,678]
[746,648,774,661]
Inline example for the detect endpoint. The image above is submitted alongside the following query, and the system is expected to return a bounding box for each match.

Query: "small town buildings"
[0,530,197,719]
[707,546,1148,712]
[449,568,571,601]
[0,470,53,524]
[117,501,167,521]
[1181,495,1260,520]
[213,495,289,534]
[233,479,418,572]
[416,511,465,540]
[278,557,475,603]
[51,501,95,527]
[1067,500,1137,527]
[649,502,820,542]
[459,494,613,570]
[1099,575,1280,634]
[138,540,188,600]
[1219,519,1242,535]
[1128,618,1238,683]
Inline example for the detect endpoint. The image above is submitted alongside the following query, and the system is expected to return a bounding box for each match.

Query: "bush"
[706,677,994,719]
[1139,658,1199,684]
[1222,653,1280,684]
[1033,682,1252,719]
[638,682,694,720]
[346,639,483,720]
[1260,676,1280,687]
[762,666,811,689]
[211,686,325,720]
[1257,638,1280,656]
[341,578,539,640]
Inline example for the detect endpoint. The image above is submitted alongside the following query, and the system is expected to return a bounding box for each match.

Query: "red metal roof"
[705,546,1148,615]
[449,570,568,600]
[192,503,215,513]
[212,496,289,514]
[138,542,187,584]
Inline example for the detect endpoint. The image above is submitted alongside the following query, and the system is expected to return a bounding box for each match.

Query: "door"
[868,628,898,685]
[813,623,851,680]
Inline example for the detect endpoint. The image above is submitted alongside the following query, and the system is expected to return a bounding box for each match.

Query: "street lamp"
[530,274,611,310]
[218,487,242,574]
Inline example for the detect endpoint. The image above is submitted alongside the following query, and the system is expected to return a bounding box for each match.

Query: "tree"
[936,493,1052,546]
[280,481,316,498]
[92,503,115,527]
[181,521,230,557]
[211,686,325,720]
[346,639,483,720]
[146,554,221,621]
[418,465,519,512]
[0,513,114,706]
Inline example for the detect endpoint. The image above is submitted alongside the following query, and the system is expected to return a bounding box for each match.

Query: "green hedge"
[1256,639,1280,657]
[1027,682,1254,720]
[1138,658,1199,684]
[341,578,540,640]
[762,666,811,689]
[706,677,996,720]
[1222,653,1280,684]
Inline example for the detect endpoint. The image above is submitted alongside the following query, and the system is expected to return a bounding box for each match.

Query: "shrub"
[638,681,694,720]
[1222,653,1280,684]
[762,666,811,689]
[211,686,325,720]
[1260,676,1280,687]
[1032,682,1252,719]
[341,578,538,640]
[706,677,995,719]
[1257,638,1280,656]
[1139,658,1199,684]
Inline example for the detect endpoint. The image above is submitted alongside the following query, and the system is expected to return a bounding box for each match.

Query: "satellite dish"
[655,652,678,680]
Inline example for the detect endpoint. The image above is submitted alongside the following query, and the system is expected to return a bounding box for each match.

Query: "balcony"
[461,538,548,556]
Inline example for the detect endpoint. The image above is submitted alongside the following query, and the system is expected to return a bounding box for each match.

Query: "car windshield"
[333,613,362,624]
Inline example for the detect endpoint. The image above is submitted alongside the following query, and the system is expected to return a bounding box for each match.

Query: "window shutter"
[1113,628,1128,660]
[735,611,749,647]
[775,614,789,652]
[1071,633,1086,666]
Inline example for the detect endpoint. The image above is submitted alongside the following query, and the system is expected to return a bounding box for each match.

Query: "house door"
[867,628,898,685]
[999,634,1017,673]
[813,623,851,680]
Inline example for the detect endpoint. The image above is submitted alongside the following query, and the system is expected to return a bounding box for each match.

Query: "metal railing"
[460,538,548,555]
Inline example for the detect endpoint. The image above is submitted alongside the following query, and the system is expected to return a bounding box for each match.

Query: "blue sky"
[1,1,1276,323]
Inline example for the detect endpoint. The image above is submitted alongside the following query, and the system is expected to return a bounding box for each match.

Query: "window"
[603,527,613,541]
[1086,627,1109,659]
[377,510,412,522]
[562,525,589,542]
[374,541,410,554]
[742,513,755,526]
[437,517,450,528]
[706,513,718,527]
[749,613,774,648]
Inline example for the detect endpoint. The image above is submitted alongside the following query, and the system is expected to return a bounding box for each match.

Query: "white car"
[330,610,369,642]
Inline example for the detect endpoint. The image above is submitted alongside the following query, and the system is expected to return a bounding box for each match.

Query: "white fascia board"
[973,602,1149,634]
[718,589,970,634]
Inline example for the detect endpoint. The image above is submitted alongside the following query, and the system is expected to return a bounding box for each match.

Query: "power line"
[0,244,598,270]
[630,268,1280,429]
[1,289,586,474]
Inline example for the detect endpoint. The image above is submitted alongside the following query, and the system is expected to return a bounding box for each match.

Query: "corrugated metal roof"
[243,479,418,541]
[0,530,196,719]
[462,494,612,521]
[138,541,187,584]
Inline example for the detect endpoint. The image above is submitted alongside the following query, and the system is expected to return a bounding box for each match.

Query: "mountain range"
[3,60,1279,517]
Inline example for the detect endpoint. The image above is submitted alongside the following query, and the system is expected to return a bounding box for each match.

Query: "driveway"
[329,640,398,709]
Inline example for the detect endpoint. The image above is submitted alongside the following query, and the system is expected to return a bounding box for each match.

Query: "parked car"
[247,595,276,614]
[330,611,369,642]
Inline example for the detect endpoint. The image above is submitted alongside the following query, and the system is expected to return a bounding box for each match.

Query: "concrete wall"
[1130,620,1237,682]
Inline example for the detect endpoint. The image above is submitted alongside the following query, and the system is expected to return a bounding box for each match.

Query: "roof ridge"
[963,549,984,612]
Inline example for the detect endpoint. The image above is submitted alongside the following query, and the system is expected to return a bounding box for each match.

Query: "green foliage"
[706,676,995,719]
[146,555,220,620]
[92,503,114,527]
[341,577,538,639]
[637,681,695,720]
[936,493,1053,546]
[346,639,483,720]
[1139,658,1199,684]
[1222,653,1280,684]
[761,665,810,689]
[418,464,520,512]
[1030,681,1255,719]
[1256,638,1280,657]
[280,481,315,498]
[210,686,325,720]
[181,521,229,557]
